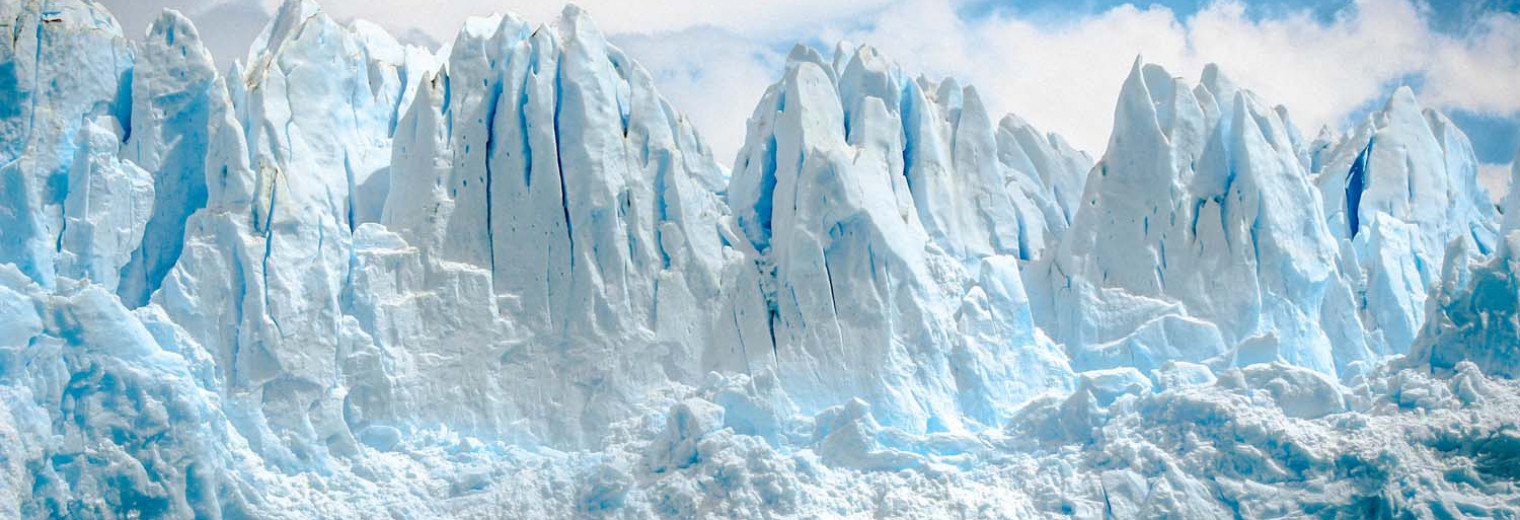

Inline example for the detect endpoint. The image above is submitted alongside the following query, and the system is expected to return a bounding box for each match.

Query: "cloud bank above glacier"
[96,0,1520,191]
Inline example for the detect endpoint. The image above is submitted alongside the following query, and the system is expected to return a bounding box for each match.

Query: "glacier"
[1,0,1519,518]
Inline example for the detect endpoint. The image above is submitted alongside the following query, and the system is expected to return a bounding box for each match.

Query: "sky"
[100,0,1520,198]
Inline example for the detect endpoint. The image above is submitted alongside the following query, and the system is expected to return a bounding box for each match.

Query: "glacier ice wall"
[4,0,1073,463]
[115,10,216,307]
[724,44,1078,433]
[1029,60,1372,379]
[0,0,133,289]
[2,0,1519,518]
[1308,88,1502,365]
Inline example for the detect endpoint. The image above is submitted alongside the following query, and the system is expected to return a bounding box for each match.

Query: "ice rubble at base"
[1,0,1519,518]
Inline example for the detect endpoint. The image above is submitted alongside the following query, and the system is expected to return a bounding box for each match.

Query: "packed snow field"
[1,0,1518,517]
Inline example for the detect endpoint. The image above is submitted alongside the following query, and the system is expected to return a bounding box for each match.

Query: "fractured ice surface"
[1029,60,1371,379]
[726,44,1076,434]
[1,1,1518,518]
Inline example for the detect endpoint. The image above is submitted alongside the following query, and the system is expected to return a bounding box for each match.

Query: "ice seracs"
[0,0,133,289]
[1409,230,1520,378]
[0,265,241,518]
[370,4,738,447]
[56,118,154,291]
[726,44,1075,432]
[997,112,1092,228]
[152,0,437,466]
[115,10,217,307]
[1319,88,1497,251]
[1031,58,1370,379]
[1311,88,1500,359]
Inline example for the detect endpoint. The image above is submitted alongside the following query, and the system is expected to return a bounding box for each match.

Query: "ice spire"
[117,10,217,306]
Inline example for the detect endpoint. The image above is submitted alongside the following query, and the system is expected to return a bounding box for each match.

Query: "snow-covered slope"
[2,1,1519,518]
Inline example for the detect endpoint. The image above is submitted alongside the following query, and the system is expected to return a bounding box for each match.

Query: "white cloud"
[264,0,895,46]
[611,28,783,169]
[96,0,1520,163]
[1425,12,1520,116]
[821,0,1196,154]
[1185,0,1432,135]
[820,0,1520,156]
[100,0,272,67]
[1480,163,1514,205]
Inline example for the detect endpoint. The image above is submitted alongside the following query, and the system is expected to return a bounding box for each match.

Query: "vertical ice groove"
[552,49,575,333]
[481,55,504,278]
[260,186,282,336]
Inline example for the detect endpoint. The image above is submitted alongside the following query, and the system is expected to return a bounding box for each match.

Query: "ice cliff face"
[114,10,218,306]
[0,0,134,289]
[1030,60,1372,380]
[1029,59,1504,384]
[2,1,1519,518]
[724,44,1079,433]
[363,5,743,447]
[1309,88,1502,365]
